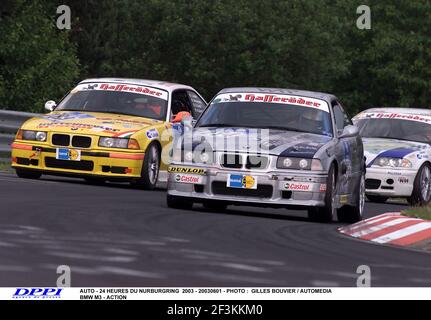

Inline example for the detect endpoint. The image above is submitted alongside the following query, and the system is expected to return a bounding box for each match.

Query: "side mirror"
[45,100,57,112]
[172,111,192,123]
[339,125,359,138]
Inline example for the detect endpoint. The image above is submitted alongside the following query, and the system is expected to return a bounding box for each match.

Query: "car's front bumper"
[365,167,417,197]
[11,141,145,179]
[167,164,328,208]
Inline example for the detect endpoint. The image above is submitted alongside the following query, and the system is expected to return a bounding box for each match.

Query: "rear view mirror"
[339,125,359,138]
[45,100,57,112]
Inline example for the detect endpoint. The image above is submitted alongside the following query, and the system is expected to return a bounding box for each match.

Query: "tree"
[0,0,79,112]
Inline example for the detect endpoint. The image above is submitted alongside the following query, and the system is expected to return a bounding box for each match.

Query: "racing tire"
[131,143,160,190]
[167,194,193,210]
[337,172,365,223]
[308,164,336,223]
[407,162,431,207]
[366,195,388,203]
[202,200,228,211]
[15,169,42,180]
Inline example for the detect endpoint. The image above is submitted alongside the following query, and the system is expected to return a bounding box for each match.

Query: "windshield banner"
[355,112,431,124]
[72,83,169,101]
[212,93,329,113]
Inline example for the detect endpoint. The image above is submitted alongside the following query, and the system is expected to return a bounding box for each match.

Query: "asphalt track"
[0,172,430,287]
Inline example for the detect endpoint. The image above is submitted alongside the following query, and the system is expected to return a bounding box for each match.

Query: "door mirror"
[339,125,359,138]
[172,111,192,123]
[45,100,57,112]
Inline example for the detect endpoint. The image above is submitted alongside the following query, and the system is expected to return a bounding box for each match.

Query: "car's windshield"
[56,83,169,120]
[355,118,431,144]
[196,93,333,136]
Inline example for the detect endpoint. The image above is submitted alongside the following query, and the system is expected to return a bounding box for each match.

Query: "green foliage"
[0,0,430,114]
[0,0,79,112]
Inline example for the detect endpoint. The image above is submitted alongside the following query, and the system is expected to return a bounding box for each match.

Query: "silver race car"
[353,108,431,206]
[167,88,365,222]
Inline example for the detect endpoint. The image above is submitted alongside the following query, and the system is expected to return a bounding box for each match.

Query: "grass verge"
[0,161,12,173]
[402,207,431,220]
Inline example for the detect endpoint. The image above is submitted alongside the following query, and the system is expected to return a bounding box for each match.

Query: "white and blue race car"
[353,108,431,206]
[168,87,365,223]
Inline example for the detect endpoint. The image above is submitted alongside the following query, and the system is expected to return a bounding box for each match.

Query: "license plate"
[56,148,81,161]
[227,174,257,189]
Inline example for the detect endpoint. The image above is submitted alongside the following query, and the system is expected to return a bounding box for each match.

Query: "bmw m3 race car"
[167,88,365,222]
[353,108,431,206]
[11,78,206,189]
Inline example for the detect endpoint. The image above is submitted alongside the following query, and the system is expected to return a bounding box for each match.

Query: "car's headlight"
[373,157,412,168]
[98,137,140,149]
[181,150,213,164]
[277,157,323,170]
[20,130,47,142]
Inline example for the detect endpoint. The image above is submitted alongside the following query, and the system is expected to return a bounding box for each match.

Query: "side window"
[187,90,207,118]
[171,90,193,119]
[332,101,350,134]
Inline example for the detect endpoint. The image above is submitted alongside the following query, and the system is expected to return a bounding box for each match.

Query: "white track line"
[372,222,431,243]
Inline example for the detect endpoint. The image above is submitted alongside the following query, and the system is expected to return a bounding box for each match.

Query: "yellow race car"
[11,78,207,189]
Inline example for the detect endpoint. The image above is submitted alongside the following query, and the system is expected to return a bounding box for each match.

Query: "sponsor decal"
[56,148,81,161]
[284,182,312,191]
[174,174,204,184]
[340,194,349,204]
[387,171,402,176]
[319,183,327,192]
[212,93,329,112]
[37,121,120,133]
[43,112,95,122]
[13,288,62,299]
[168,166,206,175]
[228,174,257,189]
[146,128,159,139]
[73,83,168,100]
[356,112,431,124]
[398,177,409,184]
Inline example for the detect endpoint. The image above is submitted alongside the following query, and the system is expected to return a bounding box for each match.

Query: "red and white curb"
[338,212,431,248]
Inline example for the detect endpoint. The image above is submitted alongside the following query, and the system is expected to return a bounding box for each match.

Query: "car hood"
[363,137,429,166]
[189,127,331,158]
[22,111,160,137]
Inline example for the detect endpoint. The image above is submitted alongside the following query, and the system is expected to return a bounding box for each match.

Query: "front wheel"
[131,143,160,190]
[408,163,431,206]
[308,164,336,223]
[337,172,365,223]
[15,169,42,179]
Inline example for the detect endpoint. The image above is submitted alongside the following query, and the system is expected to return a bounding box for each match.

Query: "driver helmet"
[301,107,323,122]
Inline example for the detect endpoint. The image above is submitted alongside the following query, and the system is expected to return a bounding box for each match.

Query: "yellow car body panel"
[11,111,173,180]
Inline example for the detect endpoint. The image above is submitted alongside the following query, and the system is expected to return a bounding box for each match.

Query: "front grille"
[365,179,381,190]
[221,154,242,169]
[52,134,70,146]
[212,181,273,198]
[72,136,92,148]
[45,157,94,171]
[246,155,268,169]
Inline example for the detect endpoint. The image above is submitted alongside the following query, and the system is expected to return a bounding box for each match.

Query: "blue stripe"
[367,148,415,167]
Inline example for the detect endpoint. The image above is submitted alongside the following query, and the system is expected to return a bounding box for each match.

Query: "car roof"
[359,107,431,116]
[217,87,337,101]
[79,78,195,92]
